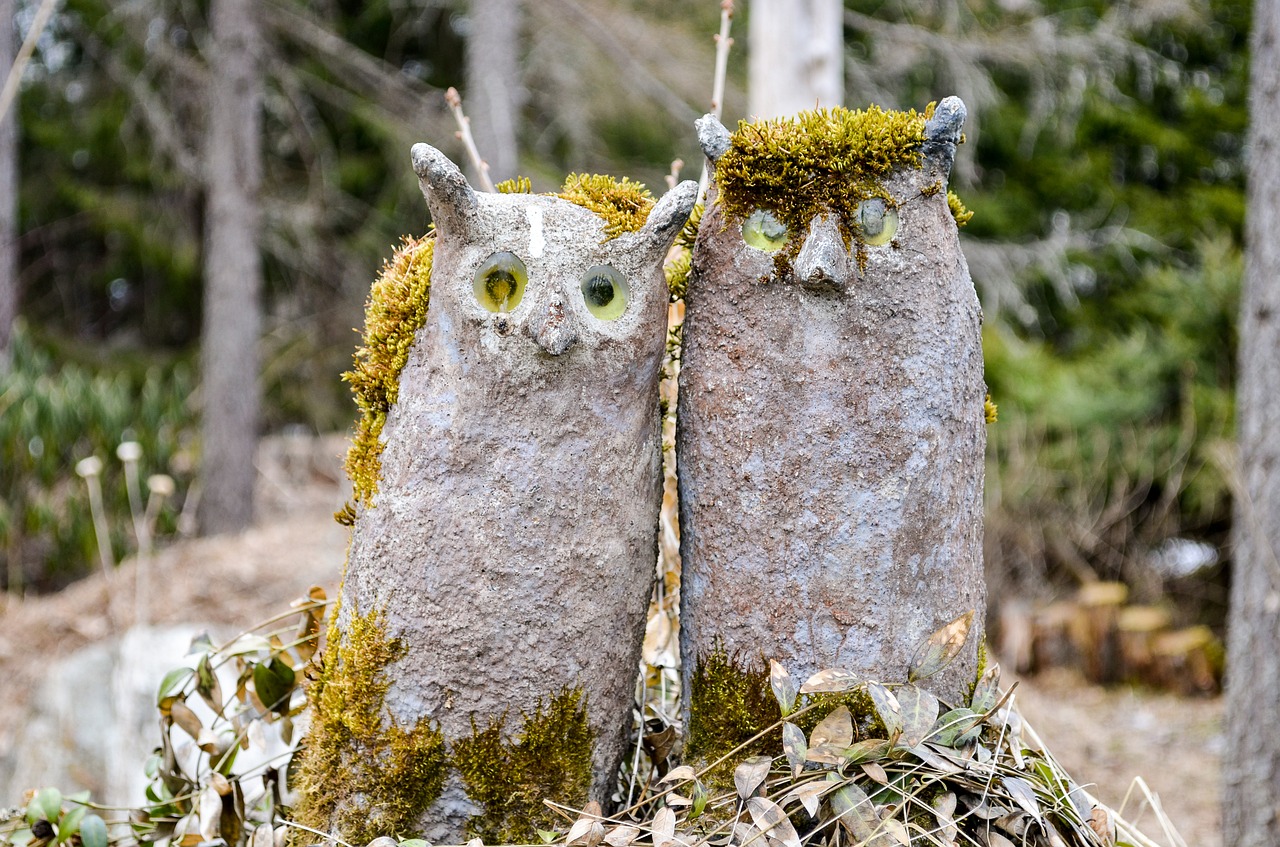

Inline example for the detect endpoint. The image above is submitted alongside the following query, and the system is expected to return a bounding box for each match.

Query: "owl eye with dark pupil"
[856,198,899,246]
[474,251,528,313]
[580,265,629,320]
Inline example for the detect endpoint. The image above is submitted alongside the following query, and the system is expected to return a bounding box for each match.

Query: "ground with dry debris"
[0,436,1222,845]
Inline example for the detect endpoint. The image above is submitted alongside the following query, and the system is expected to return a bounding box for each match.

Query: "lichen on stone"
[713,104,933,263]
[340,235,435,511]
[291,604,446,844]
[453,688,595,844]
[556,173,655,239]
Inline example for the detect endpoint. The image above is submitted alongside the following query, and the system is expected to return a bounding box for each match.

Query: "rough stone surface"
[338,146,696,841]
[678,106,986,707]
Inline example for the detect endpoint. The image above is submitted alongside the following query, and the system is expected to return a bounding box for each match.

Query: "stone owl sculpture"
[295,144,697,844]
[676,98,987,759]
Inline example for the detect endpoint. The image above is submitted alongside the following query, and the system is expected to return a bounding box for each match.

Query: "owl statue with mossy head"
[294,143,697,844]
[676,97,987,760]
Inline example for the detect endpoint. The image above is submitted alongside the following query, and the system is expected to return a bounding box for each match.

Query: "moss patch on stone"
[495,175,534,194]
[714,104,932,264]
[948,190,974,227]
[557,173,655,239]
[340,235,435,511]
[453,688,595,844]
[291,604,447,843]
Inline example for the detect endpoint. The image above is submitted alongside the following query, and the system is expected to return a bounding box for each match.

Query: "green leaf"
[932,708,983,747]
[829,782,887,846]
[769,659,797,716]
[895,684,939,748]
[36,787,63,822]
[908,610,974,683]
[970,662,1001,713]
[866,682,903,739]
[156,667,194,705]
[253,658,296,714]
[839,738,892,765]
[80,813,107,847]
[690,780,708,819]
[57,805,86,842]
[535,833,557,845]
[782,722,807,778]
[399,840,431,847]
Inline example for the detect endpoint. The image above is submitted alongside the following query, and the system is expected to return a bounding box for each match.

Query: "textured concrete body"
[340,148,695,840]
[678,110,986,704]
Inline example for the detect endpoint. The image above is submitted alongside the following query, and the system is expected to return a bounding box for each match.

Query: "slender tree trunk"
[748,0,843,119]
[1224,3,1280,843]
[0,0,17,373]
[465,0,522,183]
[198,0,263,534]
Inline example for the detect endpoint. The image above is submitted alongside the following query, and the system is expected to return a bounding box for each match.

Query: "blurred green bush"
[0,324,198,592]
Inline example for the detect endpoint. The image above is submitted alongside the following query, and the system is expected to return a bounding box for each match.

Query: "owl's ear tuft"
[412,142,479,236]
[696,114,733,164]
[637,180,699,257]
[923,96,967,179]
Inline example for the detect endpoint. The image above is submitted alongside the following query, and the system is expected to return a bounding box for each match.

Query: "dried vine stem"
[699,0,735,202]
[445,86,497,193]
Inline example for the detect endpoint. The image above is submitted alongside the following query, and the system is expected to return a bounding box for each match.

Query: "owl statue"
[676,97,987,760]
[295,143,697,843]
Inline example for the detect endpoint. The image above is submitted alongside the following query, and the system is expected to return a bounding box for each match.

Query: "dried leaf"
[169,700,204,740]
[659,765,696,784]
[1088,808,1116,847]
[782,722,807,778]
[809,705,853,749]
[805,744,844,765]
[651,807,676,847]
[860,762,888,785]
[198,785,222,842]
[895,684,939,748]
[908,610,974,683]
[969,663,1001,713]
[830,782,887,846]
[566,816,603,847]
[604,825,640,847]
[932,792,958,845]
[730,822,762,847]
[881,820,911,846]
[906,744,964,775]
[734,755,772,799]
[1003,776,1044,824]
[664,794,691,808]
[780,781,827,817]
[799,668,860,694]
[866,683,903,739]
[986,833,1015,847]
[931,708,983,747]
[196,654,225,718]
[250,824,274,847]
[747,797,800,847]
[769,660,798,716]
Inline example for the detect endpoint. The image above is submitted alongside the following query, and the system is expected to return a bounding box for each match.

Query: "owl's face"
[695,98,967,295]
[412,144,696,375]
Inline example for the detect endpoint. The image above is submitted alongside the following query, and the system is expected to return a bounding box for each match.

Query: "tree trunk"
[0,0,17,373]
[1224,2,1280,842]
[679,101,984,762]
[198,0,263,534]
[748,0,843,119]
[465,0,522,184]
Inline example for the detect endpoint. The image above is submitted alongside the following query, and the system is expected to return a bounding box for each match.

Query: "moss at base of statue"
[453,688,595,844]
[291,606,447,845]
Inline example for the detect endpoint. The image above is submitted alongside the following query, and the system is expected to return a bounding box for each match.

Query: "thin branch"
[699,0,735,202]
[445,86,496,193]
[0,0,59,123]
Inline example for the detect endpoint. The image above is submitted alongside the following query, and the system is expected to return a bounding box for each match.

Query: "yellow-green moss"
[714,104,931,265]
[341,236,436,510]
[292,605,446,843]
[496,175,534,194]
[948,190,974,227]
[557,173,655,239]
[665,251,693,299]
[984,394,998,424]
[453,688,594,843]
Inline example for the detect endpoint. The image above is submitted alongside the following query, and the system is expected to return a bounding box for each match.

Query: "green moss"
[453,688,595,844]
[948,190,974,227]
[341,235,435,510]
[292,604,447,843]
[557,173,655,239]
[665,251,692,299]
[714,104,932,265]
[984,394,999,424]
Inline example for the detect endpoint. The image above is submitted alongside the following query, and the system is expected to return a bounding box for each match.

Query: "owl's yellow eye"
[741,209,789,252]
[580,265,629,321]
[856,199,899,246]
[473,252,528,313]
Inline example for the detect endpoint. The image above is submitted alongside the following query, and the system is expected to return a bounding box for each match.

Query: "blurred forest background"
[0,0,1248,637]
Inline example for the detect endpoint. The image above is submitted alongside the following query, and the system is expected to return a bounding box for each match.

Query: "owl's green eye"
[856,199,899,246]
[580,265,629,321]
[741,209,789,252]
[473,252,528,313]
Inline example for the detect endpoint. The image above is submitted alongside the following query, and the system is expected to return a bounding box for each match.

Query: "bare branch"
[445,87,497,193]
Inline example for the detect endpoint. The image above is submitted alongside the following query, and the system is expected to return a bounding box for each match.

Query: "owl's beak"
[794,214,854,291]
[527,294,579,356]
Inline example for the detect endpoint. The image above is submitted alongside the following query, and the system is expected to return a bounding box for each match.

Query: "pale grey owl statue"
[676,98,987,762]
[294,144,697,843]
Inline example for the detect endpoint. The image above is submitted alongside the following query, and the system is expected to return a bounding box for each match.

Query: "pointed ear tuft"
[696,114,733,163]
[637,180,698,257]
[411,142,479,236]
[923,96,967,179]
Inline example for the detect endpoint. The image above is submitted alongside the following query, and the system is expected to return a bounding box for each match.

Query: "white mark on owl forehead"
[526,206,545,258]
